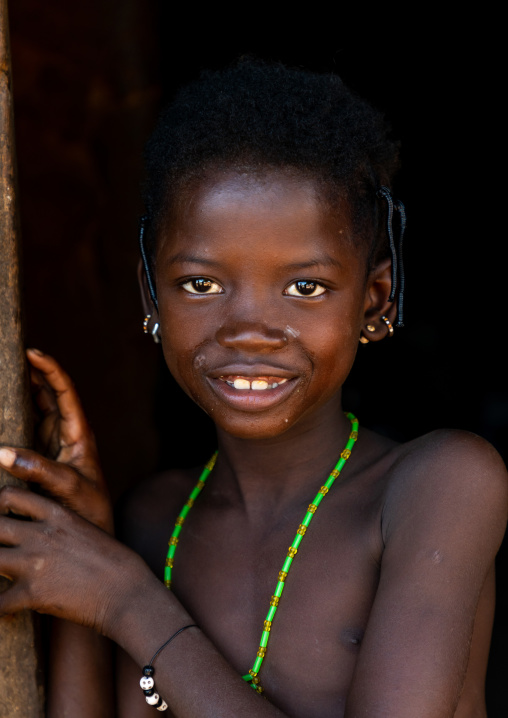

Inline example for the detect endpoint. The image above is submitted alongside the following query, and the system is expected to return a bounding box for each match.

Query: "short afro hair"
[143,58,400,267]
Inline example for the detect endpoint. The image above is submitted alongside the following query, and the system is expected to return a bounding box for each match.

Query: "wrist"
[101,559,191,660]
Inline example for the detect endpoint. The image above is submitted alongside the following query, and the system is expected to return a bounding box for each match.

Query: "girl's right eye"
[180,278,224,295]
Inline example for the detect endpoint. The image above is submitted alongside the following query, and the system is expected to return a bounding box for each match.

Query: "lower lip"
[207,377,299,412]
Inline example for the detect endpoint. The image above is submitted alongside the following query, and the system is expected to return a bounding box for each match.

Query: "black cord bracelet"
[139,624,199,711]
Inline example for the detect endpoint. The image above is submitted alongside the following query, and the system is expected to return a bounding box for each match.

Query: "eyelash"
[284,281,326,298]
[179,277,327,298]
[180,278,223,295]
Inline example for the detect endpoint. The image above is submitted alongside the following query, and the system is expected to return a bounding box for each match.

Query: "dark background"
[8,3,506,713]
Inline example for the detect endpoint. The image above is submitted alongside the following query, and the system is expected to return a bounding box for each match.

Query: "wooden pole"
[0,0,44,714]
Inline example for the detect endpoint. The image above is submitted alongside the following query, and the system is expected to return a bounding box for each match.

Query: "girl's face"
[154,169,374,440]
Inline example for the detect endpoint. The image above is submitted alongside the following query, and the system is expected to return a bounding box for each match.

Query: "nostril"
[216,322,287,351]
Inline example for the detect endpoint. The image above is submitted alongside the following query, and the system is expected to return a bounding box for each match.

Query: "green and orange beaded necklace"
[164,412,359,694]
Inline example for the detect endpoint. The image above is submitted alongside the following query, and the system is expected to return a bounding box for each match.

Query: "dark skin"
[0,168,506,718]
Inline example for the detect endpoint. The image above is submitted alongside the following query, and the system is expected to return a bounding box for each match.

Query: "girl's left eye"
[181,278,224,294]
[284,280,326,297]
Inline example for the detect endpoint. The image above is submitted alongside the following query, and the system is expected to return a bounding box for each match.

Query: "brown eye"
[181,278,223,294]
[285,280,326,297]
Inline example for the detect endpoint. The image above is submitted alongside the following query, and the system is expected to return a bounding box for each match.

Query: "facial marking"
[285,325,300,338]
[193,354,206,369]
[430,549,444,565]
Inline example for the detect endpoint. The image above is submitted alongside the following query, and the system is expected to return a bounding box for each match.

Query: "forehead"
[158,168,357,258]
[181,169,325,219]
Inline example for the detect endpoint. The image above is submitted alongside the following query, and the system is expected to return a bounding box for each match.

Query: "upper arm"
[115,469,192,577]
[346,431,508,718]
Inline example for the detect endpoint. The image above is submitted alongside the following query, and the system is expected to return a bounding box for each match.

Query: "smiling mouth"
[205,366,299,412]
[220,376,289,391]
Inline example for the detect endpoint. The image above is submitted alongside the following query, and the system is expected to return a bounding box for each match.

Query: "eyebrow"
[165,253,223,268]
[282,255,343,271]
[166,252,343,271]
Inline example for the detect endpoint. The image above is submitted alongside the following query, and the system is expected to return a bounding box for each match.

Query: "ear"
[137,259,159,320]
[361,258,397,342]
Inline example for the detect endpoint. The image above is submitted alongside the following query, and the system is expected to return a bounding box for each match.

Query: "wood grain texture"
[0,0,44,714]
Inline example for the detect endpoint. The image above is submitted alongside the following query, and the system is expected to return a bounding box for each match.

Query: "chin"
[213,412,297,442]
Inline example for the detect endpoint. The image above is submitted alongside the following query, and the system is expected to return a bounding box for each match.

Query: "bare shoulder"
[345,433,506,716]
[387,428,508,497]
[115,466,200,576]
[382,428,508,549]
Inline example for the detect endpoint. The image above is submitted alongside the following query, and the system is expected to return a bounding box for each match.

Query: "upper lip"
[207,364,297,380]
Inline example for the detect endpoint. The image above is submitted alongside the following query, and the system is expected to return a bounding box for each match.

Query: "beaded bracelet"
[140,624,198,711]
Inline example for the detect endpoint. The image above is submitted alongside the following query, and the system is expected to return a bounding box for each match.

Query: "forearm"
[108,573,287,718]
[48,619,114,718]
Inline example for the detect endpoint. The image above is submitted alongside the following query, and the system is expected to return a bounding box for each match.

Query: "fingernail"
[0,448,16,468]
[27,348,44,356]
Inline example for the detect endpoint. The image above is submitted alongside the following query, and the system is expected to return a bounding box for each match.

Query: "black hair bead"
[376,186,406,327]
[139,215,159,310]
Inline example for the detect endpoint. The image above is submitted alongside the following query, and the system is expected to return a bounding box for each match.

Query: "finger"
[26,350,91,448]
[0,578,28,615]
[0,484,52,522]
[0,449,81,503]
[0,549,16,582]
[29,373,62,457]
[30,368,60,454]
[0,516,23,546]
[30,365,59,417]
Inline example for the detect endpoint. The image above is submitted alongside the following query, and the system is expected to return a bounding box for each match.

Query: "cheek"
[161,340,207,408]
[159,312,198,381]
[302,303,359,354]
[300,309,360,388]
[159,310,215,407]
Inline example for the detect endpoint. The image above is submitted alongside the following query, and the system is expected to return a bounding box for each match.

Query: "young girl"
[0,60,506,718]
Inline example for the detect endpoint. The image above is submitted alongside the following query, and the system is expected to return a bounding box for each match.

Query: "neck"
[212,396,352,521]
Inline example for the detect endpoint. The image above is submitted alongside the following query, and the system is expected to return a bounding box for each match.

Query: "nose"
[216,321,287,353]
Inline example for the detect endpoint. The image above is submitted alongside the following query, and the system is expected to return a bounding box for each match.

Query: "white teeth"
[228,377,289,390]
[252,380,269,390]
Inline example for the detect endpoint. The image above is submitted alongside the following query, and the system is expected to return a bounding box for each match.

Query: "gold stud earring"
[359,335,369,344]
[366,324,376,333]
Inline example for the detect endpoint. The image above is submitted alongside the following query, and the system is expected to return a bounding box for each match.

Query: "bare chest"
[168,485,384,717]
